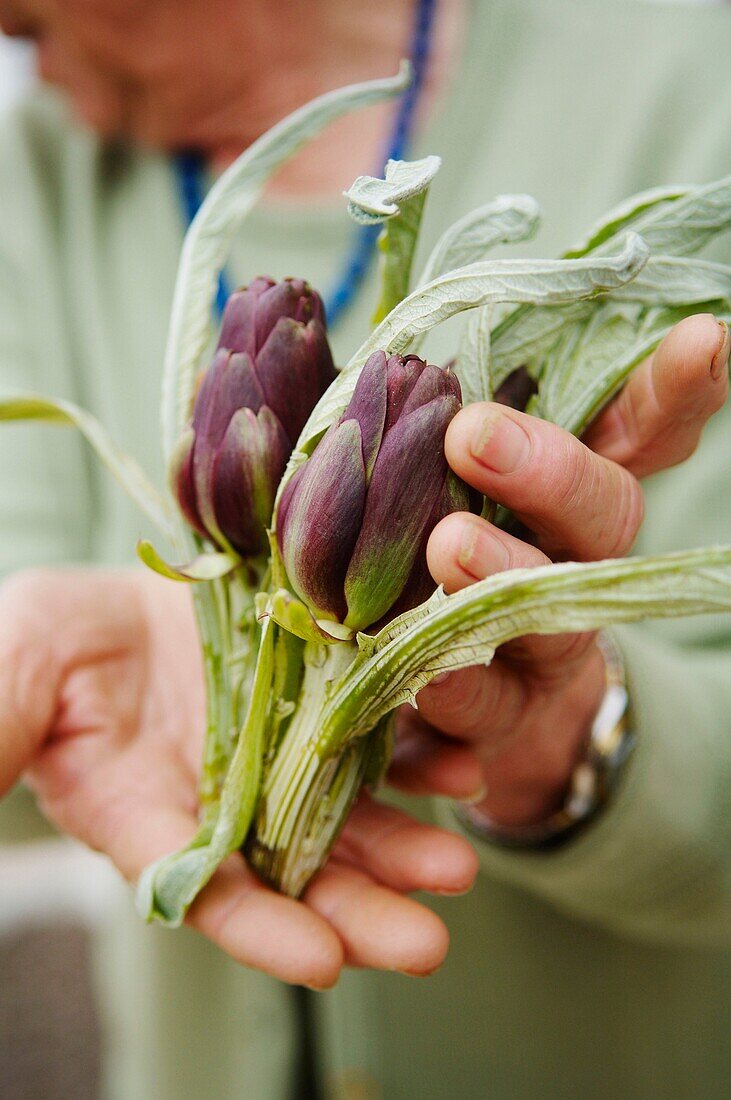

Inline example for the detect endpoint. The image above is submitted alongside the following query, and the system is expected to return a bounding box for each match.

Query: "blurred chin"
[57,85,126,140]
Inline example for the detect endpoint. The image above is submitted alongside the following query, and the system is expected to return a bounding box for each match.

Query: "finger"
[427,510,595,669]
[388,709,484,799]
[583,313,730,478]
[335,794,479,895]
[445,404,644,560]
[305,861,451,975]
[188,857,344,989]
[31,744,345,990]
[416,661,526,748]
[427,510,550,594]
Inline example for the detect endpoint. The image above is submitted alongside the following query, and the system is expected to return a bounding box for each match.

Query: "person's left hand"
[0,567,478,990]
[387,313,730,827]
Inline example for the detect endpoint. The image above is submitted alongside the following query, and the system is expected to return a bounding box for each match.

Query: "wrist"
[456,633,633,849]
[471,645,607,828]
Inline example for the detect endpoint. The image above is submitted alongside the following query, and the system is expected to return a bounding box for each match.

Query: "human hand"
[390,314,730,826]
[0,568,477,988]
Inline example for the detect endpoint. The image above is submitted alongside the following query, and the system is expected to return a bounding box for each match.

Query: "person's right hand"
[0,567,478,988]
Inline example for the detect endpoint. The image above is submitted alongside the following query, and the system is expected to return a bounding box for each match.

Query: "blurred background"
[0,34,117,1094]
[0,30,31,113]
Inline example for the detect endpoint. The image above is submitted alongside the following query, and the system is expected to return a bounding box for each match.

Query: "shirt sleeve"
[441,371,731,950]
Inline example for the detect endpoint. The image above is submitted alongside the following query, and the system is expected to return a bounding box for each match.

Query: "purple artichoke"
[277,350,471,632]
[172,276,336,557]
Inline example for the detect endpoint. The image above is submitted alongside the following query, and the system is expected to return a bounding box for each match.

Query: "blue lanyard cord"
[174,0,436,326]
[325,0,436,327]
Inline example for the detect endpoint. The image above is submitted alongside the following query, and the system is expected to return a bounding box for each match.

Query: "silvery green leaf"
[358,232,648,371]
[537,303,639,428]
[314,546,731,753]
[347,158,442,325]
[409,194,542,358]
[456,305,493,404]
[609,256,731,305]
[486,178,731,395]
[0,392,175,539]
[565,186,689,258]
[138,616,276,926]
[488,257,731,394]
[344,155,441,224]
[295,233,650,455]
[160,62,412,460]
[488,301,592,388]
[539,302,731,435]
[488,257,725,400]
[488,191,687,386]
[417,194,542,286]
[600,174,731,258]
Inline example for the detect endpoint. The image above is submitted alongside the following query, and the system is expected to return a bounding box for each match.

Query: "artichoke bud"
[172,276,336,557]
[277,350,472,632]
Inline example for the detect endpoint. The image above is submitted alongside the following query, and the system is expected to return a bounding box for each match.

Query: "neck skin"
[206,0,465,197]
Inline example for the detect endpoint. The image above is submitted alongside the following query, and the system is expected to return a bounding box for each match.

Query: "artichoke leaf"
[540,301,731,435]
[314,546,731,756]
[136,539,240,582]
[609,256,731,305]
[456,304,493,405]
[344,155,441,224]
[565,186,690,259]
[609,173,731,258]
[295,233,650,460]
[417,193,542,288]
[345,155,442,325]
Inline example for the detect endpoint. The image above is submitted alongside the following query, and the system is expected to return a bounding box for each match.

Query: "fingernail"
[711,319,730,381]
[460,782,487,806]
[432,882,476,897]
[457,520,510,579]
[429,671,453,687]
[470,408,531,473]
[400,963,444,978]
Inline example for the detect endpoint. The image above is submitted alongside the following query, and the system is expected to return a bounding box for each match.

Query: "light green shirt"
[0,2,729,1097]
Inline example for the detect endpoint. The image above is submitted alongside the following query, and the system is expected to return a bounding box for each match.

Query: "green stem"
[194,579,231,809]
[315,546,731,760]
[245,639,363,896]
[137,617,276,925]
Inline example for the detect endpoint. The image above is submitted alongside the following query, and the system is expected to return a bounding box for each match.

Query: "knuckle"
[526,632,595,683]
[459,668,524,742]
[613,383,645,452]
[426,669,497,739]
[0,566,57,607]
[436,672,487,732]
[546,437,592,517]
[455,676,494,738]
[604,466,644,557]
[0,569,56,663]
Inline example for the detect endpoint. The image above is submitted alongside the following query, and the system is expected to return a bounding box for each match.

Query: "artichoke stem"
[245,639,374,896]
